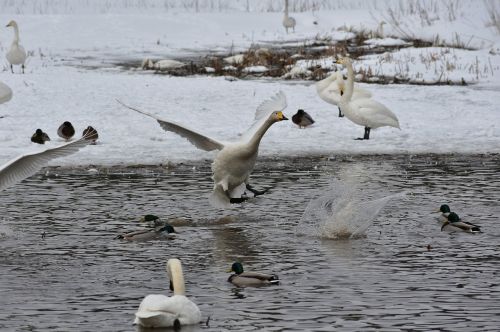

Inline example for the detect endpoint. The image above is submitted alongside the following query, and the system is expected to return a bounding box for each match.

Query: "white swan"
[134,258,201,329]
[316,71,372,118]
[5,20,27,74]
[0,129,96,191]
[118,92,288,208]
[0,82,13,104]
[282,0,296,33]
[336,57,400,139]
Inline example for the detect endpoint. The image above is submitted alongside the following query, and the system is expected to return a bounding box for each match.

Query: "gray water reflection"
[0,154,499,331]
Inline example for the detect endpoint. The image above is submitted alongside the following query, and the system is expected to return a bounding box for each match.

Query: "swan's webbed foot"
[338,107,344,118]
[246,184,269,196]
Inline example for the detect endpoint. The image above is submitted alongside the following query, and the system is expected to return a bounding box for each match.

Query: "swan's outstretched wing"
[0,131,94,191]
[240,92,288,143]
[117,100,224,152]
[254,91,287,120]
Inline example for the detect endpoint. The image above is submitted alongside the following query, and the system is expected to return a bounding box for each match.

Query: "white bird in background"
[0,129,96,191]
[283,0,296,33]
[336,57,400,140]
[134,258,201,329]
[5,20,27,74]
[118,92,289,208]
[0,81,13,104]
[316,71,372,118]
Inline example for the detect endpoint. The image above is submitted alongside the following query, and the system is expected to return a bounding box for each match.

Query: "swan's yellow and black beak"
[277,111,288,121]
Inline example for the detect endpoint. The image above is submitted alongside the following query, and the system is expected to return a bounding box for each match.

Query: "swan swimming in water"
[5,20,27,74]
[316,71,372,118]
[0,129,96,191]
[0,82,13,104]
[282,0,296,33]
[118,92,289,208]
[336,57,400,139]
[134,258,201,329]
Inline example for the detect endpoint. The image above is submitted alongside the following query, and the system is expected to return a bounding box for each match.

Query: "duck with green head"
[116,225,176,241]
[139,214,163,227]
[440,212,481,233]
[227,262,279,287]
[435,204,451,223]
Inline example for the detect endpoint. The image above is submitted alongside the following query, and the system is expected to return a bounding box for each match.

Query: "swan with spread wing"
[118,92,288,208]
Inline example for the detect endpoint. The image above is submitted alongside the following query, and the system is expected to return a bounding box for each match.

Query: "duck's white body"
[283,0,296,33]
[134,258,201,328]
[338,57,400,136]
[6,20,27,72]
[316,71,372,106]
[0,82,13,104]
[119,92,288,208]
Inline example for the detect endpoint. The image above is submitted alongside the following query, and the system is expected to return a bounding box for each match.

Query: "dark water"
[0,154,499,332]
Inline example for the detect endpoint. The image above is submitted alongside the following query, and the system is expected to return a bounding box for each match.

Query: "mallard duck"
[134,258,201,328]
[292,109,315,128]
[116,225,176,241]
[227,262,279,287]
[336,57,400,140]
[139,214,162,227]
[1,131,94,191]
[441,212,481,233]
[30,129,50,144]
[57,121,75,140]
[435,204,451,223]
[5,20,27,74]
[118,92,288,208]
[82,126,98,144]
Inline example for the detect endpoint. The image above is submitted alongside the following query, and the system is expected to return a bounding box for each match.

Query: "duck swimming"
[134,258,201,328]
[436,204,451,223]
[116,225,176,241]
[139,214,162,227]
[228,262,279,287]
[31,129,50,144]
[439,211,481,234]
[292,109,315,128]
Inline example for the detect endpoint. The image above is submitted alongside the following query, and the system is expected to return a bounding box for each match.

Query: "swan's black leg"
[364,127,371,140]
[230,197,250,204]
[338,107,344,118]
[10,64,13,74]
[22,64,25,74]
[246,184,269,196]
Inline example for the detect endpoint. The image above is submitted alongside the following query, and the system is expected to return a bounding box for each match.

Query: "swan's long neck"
[248,118,275,153]
[11,25,20,44]
[342,61,355,103]
[284,0,289,18]
[168,260,186,296]
[316,72,337,93]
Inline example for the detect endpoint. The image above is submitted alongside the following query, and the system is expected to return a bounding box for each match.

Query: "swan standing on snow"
[283,0,296,33]
[134,258,201,329]
[336,57,400,140]
[0,129,96,191]
[0,82,13,104]
[118,92,289,208]
[316,71,372,118]
[5,20,27,74]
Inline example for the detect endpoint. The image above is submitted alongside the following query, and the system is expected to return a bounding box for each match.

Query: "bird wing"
[0,132,93,191]
[240,91,287,143]
[240,272,278,281]
[117,100,224,152]
[353,98,400,128]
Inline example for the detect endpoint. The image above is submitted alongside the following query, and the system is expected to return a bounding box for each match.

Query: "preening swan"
[5,20,27,74]
[228,262,279,287]
[118,92,289,208]
[134,258,201,328]
[283,0,296,33]
[316,71,372,118]
[0,82,13,104]
[336,57,400,140]
[0,129,96,191]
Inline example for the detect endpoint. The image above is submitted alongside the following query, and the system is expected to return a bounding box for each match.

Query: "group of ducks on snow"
[30,122,98,145]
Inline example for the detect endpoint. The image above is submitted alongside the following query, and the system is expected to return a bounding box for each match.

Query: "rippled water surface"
[1,154,499,331]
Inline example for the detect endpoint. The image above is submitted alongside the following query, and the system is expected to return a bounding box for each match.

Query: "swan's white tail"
[209,186,231,208]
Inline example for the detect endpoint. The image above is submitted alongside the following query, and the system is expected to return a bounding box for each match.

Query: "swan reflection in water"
[298,179,405,240]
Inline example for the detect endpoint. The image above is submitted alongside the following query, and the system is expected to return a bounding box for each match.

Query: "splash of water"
[297,180,405,240]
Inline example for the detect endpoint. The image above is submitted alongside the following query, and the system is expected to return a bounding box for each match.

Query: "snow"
[364,38,409,47]
[0,1,498,167]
